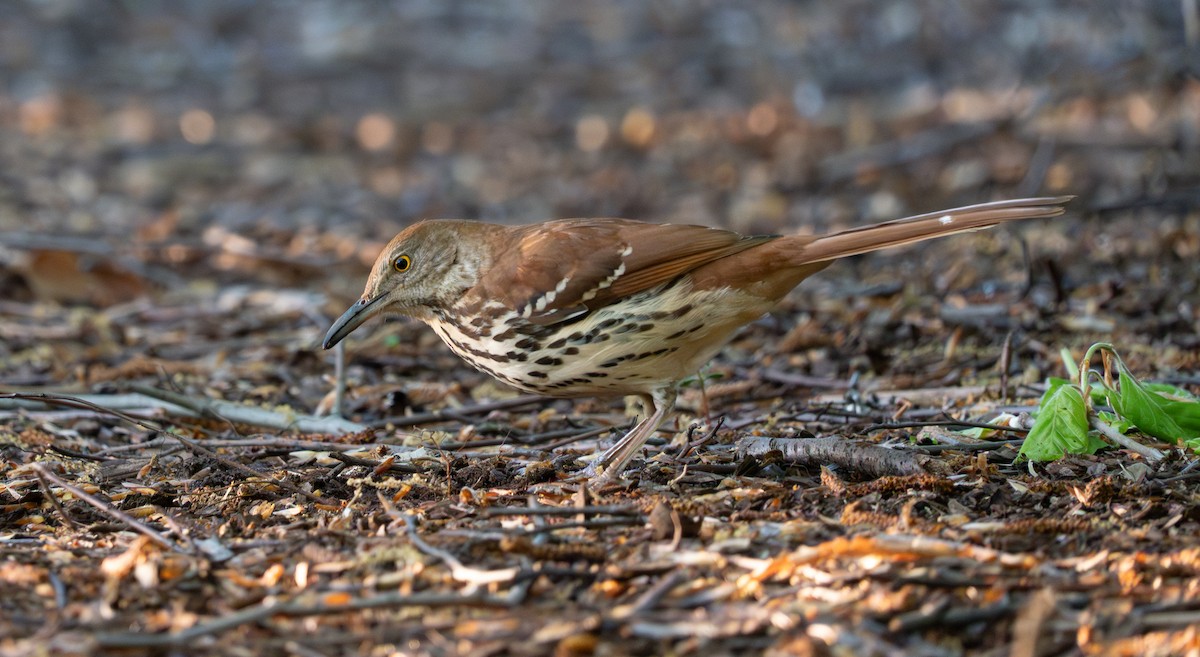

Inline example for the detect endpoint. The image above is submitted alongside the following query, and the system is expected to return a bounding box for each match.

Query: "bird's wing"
[475,219,776,325]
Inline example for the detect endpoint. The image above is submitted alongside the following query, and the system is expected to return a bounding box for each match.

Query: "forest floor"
[1,3,1198,656]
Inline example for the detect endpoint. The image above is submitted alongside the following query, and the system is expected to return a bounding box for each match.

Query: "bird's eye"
[393,254,412,273]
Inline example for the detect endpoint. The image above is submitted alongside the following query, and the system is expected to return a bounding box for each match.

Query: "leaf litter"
[1,3,1199,656]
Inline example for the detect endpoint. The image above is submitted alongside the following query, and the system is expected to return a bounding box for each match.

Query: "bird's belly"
[427,285,771,397]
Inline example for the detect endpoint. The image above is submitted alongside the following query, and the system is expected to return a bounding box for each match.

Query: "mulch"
[2,3,1198,656]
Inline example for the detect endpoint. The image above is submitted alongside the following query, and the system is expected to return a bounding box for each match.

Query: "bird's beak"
[323,294,385,349]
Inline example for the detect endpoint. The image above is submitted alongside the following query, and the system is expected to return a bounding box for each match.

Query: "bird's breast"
[425,281,773,397]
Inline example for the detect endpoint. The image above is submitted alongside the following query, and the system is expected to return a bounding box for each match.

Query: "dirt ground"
[2,2,1199,656]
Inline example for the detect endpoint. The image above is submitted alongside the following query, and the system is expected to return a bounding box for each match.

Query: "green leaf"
[1143,382,1198,401]
[1059,348,1079,381]
[957,412,1023,439]
[1153,398,1200,437]
[1141,384,1200,438]
[1018,384,1100,461]
[1045,377,1073,397]
[1048,375,1106,404]
[957,426,991,439]
[1109,368,1198,443]
[1097,410,1134,434]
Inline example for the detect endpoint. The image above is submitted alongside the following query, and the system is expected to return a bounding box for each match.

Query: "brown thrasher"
[324,196,1071,481]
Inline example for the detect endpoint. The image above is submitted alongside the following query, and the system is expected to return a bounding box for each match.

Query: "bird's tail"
[797,196,1073,264]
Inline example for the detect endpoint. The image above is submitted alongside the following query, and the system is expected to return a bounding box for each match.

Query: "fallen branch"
[1,388,366,434]
[131,384,366,434]
[738,435,942,477]
[1090,417,1164,462]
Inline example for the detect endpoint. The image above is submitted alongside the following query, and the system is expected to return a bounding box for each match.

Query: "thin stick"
[94,590,514,648]
[738,435,939,478]
[370,395,546,428]
[95,436,371,455]
[482,505,640,517]
[3,392,340,507]
[905,439,1024,453]
[328,451,422,474]
[33,468,79,530]
[864,419,1029,434]
[130,384,365,434]
[400,513,519,586]
[31,464,179,552]
[521,518,643,534]
[1090,417,1164,462]
[999,331,1015,402]
[624,569,688,616]
[374,495,520,588]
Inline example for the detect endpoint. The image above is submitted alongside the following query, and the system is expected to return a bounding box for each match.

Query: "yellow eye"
[392,254,412,272]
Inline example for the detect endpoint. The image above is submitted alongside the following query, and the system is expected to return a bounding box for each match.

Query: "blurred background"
[0,0,1195,393]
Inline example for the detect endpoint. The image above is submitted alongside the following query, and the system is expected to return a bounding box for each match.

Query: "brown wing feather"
[600,224,777,298]
[478,219,777,325]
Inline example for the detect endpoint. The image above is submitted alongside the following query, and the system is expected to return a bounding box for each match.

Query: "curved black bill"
[323,295,384,349]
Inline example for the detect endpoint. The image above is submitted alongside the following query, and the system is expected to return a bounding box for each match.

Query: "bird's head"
[323,220,480,349]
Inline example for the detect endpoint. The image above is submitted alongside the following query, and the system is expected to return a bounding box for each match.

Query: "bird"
[324,196,1072,482]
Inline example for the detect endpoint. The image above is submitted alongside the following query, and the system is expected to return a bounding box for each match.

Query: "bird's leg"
[586,387,677,483]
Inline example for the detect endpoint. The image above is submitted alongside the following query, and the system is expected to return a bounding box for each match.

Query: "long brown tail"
[798,196,1073,264]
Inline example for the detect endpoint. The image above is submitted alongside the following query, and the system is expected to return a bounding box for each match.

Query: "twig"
[543,425,616,450]
[392,508,519,587]
[758,369,853,390]
[31,464,180,552]
[863,419,1029,434]
[0,392,191,415]
[1142,609,1200,629]
[1090,417,1164,462]
[33,467,79,530]
[1010,588,1057,657]
[0,388,366,434]
[48,444,111,462]
[667,507,683,552]
[428,424,614,451]
[620,569,688,618]
[738,435,941,477]
[810,385,989,406]
[95,436,372,455]
[130,384,366,434]
[369,395,546,428]
[3,392,340,507]
[505,497,547,603]
[999,331,1015,402]
[482,505,640,517]
[521,518,643,534]
[887,597,953,633]
[905,439,1024,453]
[93,590,514,648]
[327,451,423,474]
